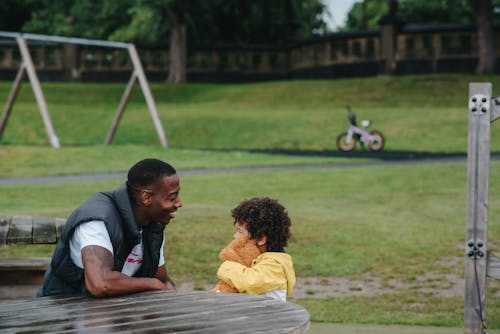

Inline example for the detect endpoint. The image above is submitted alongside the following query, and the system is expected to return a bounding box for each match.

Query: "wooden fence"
[0,23,498,83]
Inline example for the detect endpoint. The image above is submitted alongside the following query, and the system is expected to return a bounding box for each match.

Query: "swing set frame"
[0,31,168,148]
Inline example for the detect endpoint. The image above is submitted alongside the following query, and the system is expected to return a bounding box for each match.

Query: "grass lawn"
[2,161,499,327]
[1,74,500,152]
[1,75,500,328]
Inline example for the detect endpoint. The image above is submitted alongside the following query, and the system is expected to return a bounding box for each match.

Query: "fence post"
[378,0,400,74]
[464,82,491,334]
[379,23,396,74]
[63,43,79,81]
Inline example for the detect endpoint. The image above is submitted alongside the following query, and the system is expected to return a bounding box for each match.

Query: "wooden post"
[128,44,168,148]
[464,82,491,333]
[63,43,79,80]
[16,37,60,148]
[104,72,137,145]
[0,64,26,139]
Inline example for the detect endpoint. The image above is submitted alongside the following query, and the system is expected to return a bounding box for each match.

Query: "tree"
[165,0,189,83]
[21,0,134,38]
[104,0,328,83]
[471,0,497,74]
[398,0,473,24]
[344,0,500,30]
[344,0,389,31]
[344,0,499,74]
[0,0,33,31]
[113,0,189,83]
[14,0,328,83]
[188,0,327,45]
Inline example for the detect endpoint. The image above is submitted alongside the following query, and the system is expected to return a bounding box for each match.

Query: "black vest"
[37,183,165,297]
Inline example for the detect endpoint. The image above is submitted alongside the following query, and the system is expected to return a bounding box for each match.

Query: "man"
[37,158,182,297]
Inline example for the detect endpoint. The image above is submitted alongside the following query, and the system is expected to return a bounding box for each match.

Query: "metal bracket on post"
[466,239,485,258]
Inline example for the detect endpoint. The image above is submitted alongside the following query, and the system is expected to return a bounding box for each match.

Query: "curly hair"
[231,197,291,251]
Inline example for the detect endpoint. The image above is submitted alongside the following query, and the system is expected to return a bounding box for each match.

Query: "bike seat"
[348,112,357,125]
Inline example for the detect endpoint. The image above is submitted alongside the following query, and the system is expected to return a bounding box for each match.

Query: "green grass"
[2,74,500,152]
[0,145,362,178]
[2,162,499,327]
[299,295,466,327]
[1,74,500,327]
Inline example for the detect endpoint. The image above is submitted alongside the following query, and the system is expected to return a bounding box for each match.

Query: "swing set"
[0,31,168,148]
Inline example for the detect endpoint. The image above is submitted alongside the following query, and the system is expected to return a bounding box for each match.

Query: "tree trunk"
[471,0,497,74]
[167,1,189,84]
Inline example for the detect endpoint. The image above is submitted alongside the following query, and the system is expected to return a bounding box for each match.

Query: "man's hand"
[155,265,176,290]
[82,245,168,297]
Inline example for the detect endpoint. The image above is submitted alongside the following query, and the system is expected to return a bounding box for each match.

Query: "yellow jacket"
[216,252,295,300]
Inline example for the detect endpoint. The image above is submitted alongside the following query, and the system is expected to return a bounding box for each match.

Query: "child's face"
[233,220,267,253]
[233,220,251,240]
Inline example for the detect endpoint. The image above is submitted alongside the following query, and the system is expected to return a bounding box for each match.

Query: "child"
[215,197,295,301]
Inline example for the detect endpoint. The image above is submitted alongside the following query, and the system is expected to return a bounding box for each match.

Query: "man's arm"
[82,245,167,297]
[154,264,176,290]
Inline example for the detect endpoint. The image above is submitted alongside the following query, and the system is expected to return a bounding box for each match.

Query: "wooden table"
[0,290,310,333]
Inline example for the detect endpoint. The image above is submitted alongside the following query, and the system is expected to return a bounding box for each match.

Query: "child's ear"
[256,235,267,247]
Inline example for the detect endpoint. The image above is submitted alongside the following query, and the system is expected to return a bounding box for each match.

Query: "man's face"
[146,174,182,225]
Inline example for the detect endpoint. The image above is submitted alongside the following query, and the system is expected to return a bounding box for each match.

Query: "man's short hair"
[127,158,177,189]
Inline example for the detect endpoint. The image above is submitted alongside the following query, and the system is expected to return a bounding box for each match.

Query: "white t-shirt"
[264,290,287,302]
[70,220,165,277]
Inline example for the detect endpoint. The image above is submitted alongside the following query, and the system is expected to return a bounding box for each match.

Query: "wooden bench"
[0,215,66,244]
[0,257,52,299]
[0,215,66,300]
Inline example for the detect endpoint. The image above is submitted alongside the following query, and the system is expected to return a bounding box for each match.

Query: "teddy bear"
[212,233,261,293]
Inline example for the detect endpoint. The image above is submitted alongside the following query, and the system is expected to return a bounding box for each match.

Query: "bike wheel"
[368,130,385,152]
[336,132,356,152]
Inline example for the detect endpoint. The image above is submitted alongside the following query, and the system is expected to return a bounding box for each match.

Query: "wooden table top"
[0,290,310,333]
